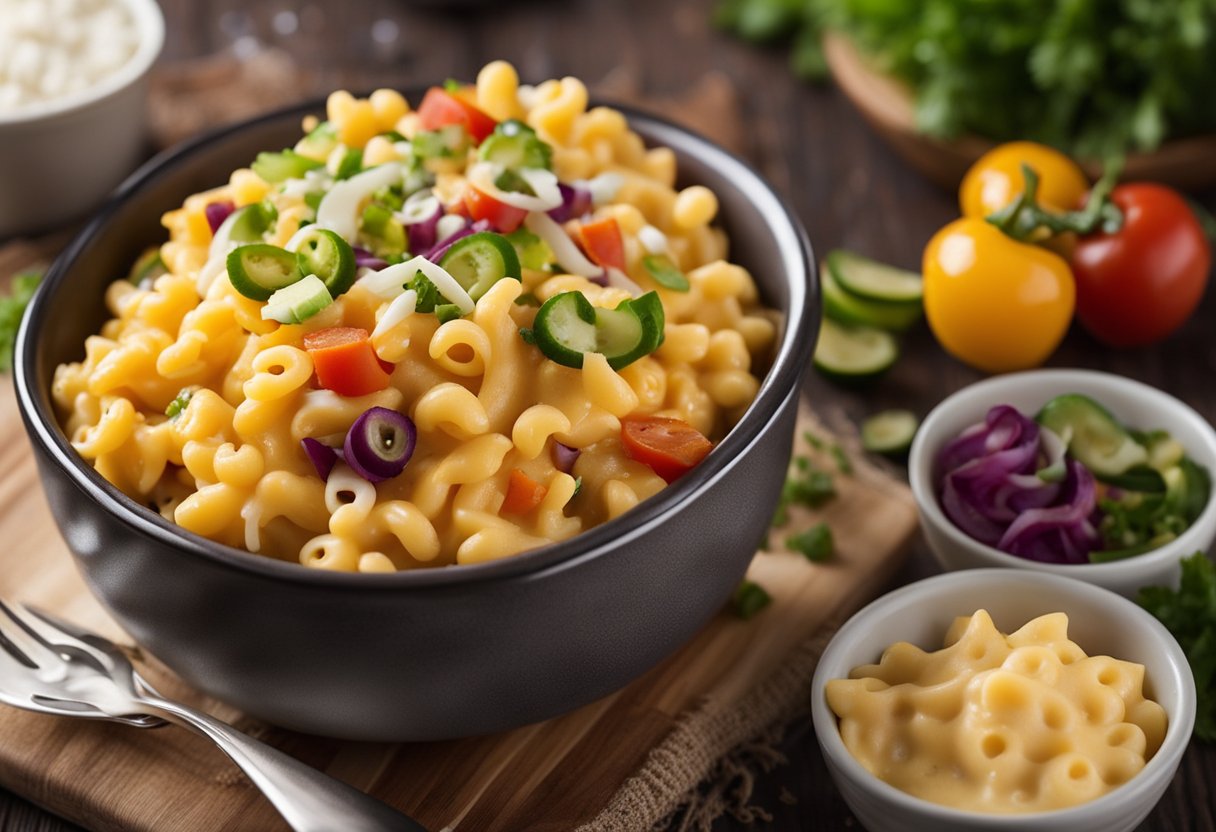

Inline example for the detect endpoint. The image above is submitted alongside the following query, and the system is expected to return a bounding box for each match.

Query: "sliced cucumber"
[295,227,356,298]
[861,410,919,455]
[827,250,923,304]
[1098,464,1166,493]
[821,265,921,332]
[813,317,899,381]
[438,232,522,301]
[227,244,302,301]
[1035,394,1148,477]
[261,275,333,324]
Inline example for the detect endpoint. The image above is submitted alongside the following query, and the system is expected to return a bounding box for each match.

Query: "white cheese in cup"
[0,0,139,113]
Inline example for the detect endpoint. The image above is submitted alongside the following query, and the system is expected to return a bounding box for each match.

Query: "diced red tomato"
[464,186,528,233]
[303,327,393,397]
[578,217,626,272]
[621,416,714,483]
[417,87,498,144]
[503,469,548,514]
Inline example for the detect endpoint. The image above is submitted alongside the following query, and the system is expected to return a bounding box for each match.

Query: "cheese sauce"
[826,610,1166,813]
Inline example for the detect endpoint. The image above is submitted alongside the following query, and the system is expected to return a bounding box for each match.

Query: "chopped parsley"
[731,580,772,620]
[435,303,463,324]
[1138,553,1216,741]
[164,387,196,420]
[0,272,40,372]
[408,273,441,313]
[786,522,833,562]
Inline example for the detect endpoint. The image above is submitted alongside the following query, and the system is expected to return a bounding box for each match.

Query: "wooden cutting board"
[0,259,918,830]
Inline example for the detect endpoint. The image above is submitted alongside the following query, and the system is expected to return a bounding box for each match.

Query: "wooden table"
[2,0,1214,829]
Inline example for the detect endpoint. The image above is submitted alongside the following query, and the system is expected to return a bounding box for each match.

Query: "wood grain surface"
[1,0,1215,830]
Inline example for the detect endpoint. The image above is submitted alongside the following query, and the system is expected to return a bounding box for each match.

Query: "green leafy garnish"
[731,580,773,620]
[786,522,834,562]
[252,149,323,183]
[0,272,40,372]
[1138,553,1216,741]
[642,255,690,292]
[1096,458,1210,560]
[408,273,441,313]
[571,475,583,500]
[164,387,196,420]
[830,443,853,476]
[519,327,537,345]
[715,0,1216,158]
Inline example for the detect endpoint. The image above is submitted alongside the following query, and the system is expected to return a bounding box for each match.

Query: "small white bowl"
[811,569,1197,832]
[909,369,1216,597]
[0,0,164,237]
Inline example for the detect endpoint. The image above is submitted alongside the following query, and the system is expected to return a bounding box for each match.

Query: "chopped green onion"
[252,149,323,183]
[435,303,464,324]
[731,580,772,620]
[786,522,833,562]
[642,254,690,292]
[334,148,364,181]
[165,387,196,419]
[514,292,541,307]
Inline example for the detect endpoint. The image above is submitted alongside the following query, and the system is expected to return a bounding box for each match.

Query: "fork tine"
[0,600,61,669]
[15,605,117,670]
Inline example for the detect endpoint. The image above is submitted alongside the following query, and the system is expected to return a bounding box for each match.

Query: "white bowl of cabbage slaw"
[0,0,164,237]
[909,369,1216,598]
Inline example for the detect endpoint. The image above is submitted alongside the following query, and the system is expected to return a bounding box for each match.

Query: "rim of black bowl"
[15,95,818,590]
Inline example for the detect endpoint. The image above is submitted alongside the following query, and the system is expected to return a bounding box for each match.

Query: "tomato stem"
[986,159,1125,242]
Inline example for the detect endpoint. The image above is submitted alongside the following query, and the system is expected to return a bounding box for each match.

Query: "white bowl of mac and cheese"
[811,569,1195,832]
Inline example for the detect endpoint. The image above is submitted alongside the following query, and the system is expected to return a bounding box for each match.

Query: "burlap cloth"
[2,49,917,831]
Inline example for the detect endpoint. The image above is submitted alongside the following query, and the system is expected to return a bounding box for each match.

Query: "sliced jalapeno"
[438,231,522,301]
[532,290,665,370]
[295,227,356,298]
[252,149,324,183]
[479,120,553,170]
[227,244,302,301]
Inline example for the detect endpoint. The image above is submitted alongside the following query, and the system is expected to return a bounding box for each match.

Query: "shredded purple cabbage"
[547,183,592,223]
[938,405,1101,564]
[204,200,235,234]
[353,247,390,271]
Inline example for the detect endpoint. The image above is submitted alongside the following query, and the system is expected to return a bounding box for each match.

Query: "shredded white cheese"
[315,163,404,242]
[524,211,601,278]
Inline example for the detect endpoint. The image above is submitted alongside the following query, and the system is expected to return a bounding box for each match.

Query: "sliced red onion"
[403,197,444,255]
[205,200,236,234]
[996,461,1100,564]
[547,183,593,223]
[354,247,390,271]
[424,219,491,262]
[586,270,609,287]
[938,405,1102,564]
[551,441,580,473]
[344,406,417,483]
[301,438,339,481]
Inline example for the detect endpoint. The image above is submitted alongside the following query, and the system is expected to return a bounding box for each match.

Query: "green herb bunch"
[715,0,1216,159]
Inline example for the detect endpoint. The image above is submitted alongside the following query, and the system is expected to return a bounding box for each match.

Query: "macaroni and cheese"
[826,610,1166,813]
[53,61,778,572]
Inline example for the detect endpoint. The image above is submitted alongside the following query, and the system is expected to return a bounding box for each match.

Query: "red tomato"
[621,416,714,483]
[578,217,626,272]
[1071,184,1211,347]
[502,469,548,514]
[303,327,393,397]
[464,186,528,233]
[416,87,497,144]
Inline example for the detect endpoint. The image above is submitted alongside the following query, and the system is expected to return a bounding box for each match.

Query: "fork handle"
[137,694,426,832]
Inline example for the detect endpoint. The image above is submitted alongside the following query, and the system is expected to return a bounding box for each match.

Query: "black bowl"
[15,99,817,741]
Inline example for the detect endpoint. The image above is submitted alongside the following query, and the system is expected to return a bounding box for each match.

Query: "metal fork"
[0,600,427,832]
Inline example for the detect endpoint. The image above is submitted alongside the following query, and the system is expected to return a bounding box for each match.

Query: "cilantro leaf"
[0,272,41,372]
[1139,553,1216,741]
[731,580,772,620]
[786,522,834,562]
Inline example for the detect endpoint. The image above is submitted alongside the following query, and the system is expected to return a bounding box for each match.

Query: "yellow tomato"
[923,218,1075,373]
[960,141,1089,218]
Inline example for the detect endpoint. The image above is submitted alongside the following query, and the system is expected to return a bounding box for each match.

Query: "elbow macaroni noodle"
[54,62,780,572]
[826,610,1167,813]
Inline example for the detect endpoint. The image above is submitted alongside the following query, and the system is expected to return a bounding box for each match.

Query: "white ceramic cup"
[811,569,1196,832]
[0,0,165,237]
[908,369,1216,597]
